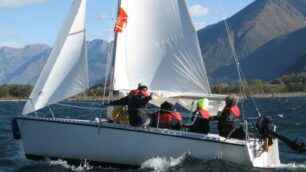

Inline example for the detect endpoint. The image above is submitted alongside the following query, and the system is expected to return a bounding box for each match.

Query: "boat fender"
[264,138,273,152]
[112,106,129,125]
[11,118,21,140]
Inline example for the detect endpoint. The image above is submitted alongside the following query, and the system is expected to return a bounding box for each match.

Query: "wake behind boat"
[12,0,305,168]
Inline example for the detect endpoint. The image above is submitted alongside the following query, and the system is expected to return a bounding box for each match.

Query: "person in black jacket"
[185,98,212,134]
[217,95,245,139]
[109,83,152,127]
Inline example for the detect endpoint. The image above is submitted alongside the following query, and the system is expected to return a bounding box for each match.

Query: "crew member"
[150,101,183,130]
[185,98,211,134]
[217,95,245,139]
[109,83,152,127]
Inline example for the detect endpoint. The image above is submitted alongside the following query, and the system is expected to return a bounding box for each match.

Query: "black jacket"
[187,110,210,134]
[110,89,151,126]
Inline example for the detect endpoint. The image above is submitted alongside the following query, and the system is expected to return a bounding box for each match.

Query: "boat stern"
[247,138,281,168]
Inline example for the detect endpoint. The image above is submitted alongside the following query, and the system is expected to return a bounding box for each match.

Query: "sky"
[0,0,254,48]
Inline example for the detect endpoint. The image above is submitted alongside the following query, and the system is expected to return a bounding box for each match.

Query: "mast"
[109,0,121,93]
[106,0,122,118]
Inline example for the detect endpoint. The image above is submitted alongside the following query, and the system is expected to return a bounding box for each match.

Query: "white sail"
[22,0,88,115]
[113,0,211,97]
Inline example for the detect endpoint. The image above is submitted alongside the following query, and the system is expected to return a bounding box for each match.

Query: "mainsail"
[113,0,211,98]
[22,0,88,115]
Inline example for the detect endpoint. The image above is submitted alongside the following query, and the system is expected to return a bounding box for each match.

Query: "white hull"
[15,116,280,168]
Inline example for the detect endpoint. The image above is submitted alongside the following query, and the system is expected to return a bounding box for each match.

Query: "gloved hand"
[183,123,192,128]
[101,100,112,106]
[149,93,154,100]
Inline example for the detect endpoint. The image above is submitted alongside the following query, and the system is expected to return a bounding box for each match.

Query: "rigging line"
[217,1,261,118]
[238,65,262,116]
[103,0,118,102]
[223,20,246,95]
[13,100,24,115]
[66,101,103,106]
[84,24,94,115]
[217,2,246,120]
[55,103,106,111]
[102,45,111,100]
[103,42,114,100]
[85,88,101,119]
[220,9,246,96]
[226,17,261,117]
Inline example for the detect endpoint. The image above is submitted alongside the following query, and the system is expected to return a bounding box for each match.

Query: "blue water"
[0,98,306,172]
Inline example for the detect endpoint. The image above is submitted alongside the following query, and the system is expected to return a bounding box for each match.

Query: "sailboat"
[13,0,303,168]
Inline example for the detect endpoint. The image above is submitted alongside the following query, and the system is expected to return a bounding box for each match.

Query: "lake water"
[1,98,306,172]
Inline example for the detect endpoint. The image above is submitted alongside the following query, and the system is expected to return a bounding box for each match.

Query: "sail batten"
[113,0,210,96]
[22,0,88,115]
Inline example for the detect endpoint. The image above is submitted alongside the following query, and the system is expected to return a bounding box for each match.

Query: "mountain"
[0,44,50,84]
[282,52,306,75]
[198,0,306,82]
[211,27,306,81]
[3,49,51,85]
[0,40,110,86]
[87,39,110,86]
[2,0,306,85]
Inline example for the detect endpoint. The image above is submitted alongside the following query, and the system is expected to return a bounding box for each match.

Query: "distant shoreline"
[0,92,306,102]
[252,92,306,98]
[0,99,26,102]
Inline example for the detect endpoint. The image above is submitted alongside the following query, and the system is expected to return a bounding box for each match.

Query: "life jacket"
[156,111,182,123]
[230,106,240,118]
[171,112,183,121]
[221,105,240,119]
[198,109,211,120]
[128,89,148,100]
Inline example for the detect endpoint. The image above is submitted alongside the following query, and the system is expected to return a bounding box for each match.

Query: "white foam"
[140,154,186,172]
[277,162,306,170]
[50,159,93,171]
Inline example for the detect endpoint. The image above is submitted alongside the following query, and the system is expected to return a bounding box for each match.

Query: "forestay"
[22,0,88,115]
[113,0,211,98]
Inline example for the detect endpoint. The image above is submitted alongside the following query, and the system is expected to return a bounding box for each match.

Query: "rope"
[55,103,106,111]
[86,89,99,100]
[102,0,118,102]
[85,88,103,119]
[217,1,261,118]
[222,15,247,121]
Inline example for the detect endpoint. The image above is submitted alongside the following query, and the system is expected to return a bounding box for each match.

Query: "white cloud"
[96,13,107,21]
[189,5,209,17]
[0,0,46,7]
[214,9,227,19]
[0,41,22,48]
[95,31,103,37]
[0,30,19,38]
[0,30,22,47]
[88,31,105,41]
[194,22,207,30]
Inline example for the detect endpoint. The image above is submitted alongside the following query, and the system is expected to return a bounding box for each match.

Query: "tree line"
[1,72,305,99]
[211,72,306,94]
[0,84,32,99]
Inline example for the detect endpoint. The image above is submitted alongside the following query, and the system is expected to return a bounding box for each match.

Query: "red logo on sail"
[114,7,128,33]
[38,91,44,97]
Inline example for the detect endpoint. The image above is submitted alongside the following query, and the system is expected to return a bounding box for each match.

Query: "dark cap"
[225,95,238,107]
[160,101,174,112]
[138,83,148,90]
